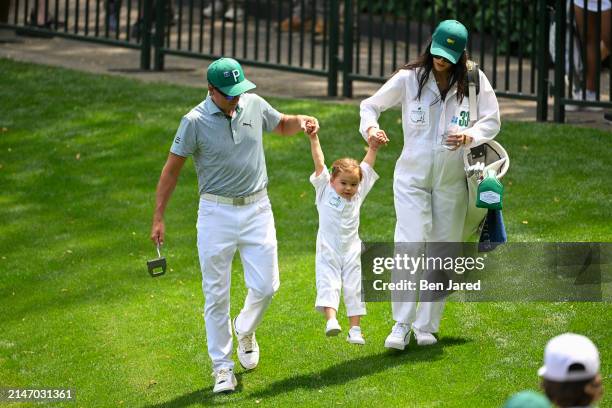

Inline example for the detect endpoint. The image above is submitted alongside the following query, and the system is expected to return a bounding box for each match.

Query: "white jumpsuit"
[359,67,500,332]
[310,163,379,317]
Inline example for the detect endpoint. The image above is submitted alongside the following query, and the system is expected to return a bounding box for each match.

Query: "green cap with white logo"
[206,57,256,96]
[430,20,468,64]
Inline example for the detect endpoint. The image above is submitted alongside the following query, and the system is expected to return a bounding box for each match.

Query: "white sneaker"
[566,88,583,112]
[224,6,244,20]
[325,318,341,336]
[413,327,437,346]
[346,326,366,345]
[212,368,237,393]
[202,1,223,18]
[585,90,603,112]
[384,322,411,350]
[234,317,259,370]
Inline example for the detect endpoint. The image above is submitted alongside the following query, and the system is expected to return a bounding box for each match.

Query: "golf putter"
[147,244,167,277]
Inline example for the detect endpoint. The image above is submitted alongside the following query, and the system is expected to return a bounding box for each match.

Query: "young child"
[307,127,383,344]
[539,333,603,408]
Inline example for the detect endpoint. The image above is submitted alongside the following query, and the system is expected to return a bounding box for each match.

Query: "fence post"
[0,0,9,23]
[327,0,339,97]
[140,0,153,70]
[552,0,565,123]
[536,0,549,122]
[154,0,166,71]
[342,0,353,98]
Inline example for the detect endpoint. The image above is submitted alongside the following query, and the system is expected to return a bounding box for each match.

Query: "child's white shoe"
[413,327,437,346]
[346,326,365,345]
[325,318,341,336]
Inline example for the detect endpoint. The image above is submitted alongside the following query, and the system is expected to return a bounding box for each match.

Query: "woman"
[359,20,501,349]
[572,0,611,110]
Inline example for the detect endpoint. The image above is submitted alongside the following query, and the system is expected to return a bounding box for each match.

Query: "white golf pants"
[315,240,366,317]
[196,196,279,371]
[392,147,467,333]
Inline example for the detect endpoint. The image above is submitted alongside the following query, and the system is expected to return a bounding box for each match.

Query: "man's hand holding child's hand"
[302,117,320,137]
[305,121,319,139]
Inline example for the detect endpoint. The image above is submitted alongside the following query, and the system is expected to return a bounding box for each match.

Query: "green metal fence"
[2,0,611,121]
[1,0,155,66]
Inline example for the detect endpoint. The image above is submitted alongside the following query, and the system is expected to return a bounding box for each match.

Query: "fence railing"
[2,0,611,121]
[152,1,333,80]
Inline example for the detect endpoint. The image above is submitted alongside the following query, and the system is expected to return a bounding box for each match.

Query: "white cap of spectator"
[538,333,600,382]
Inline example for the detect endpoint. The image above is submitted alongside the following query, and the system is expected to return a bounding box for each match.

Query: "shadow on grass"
[142,371,250,408]
[144,336,469,407]
[251,336,468,399]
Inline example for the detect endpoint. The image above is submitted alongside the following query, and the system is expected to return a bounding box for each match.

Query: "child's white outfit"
[310,162,379,316]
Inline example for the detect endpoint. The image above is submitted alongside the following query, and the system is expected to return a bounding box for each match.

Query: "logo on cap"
[222,70,241,83]
[447,38,455,44]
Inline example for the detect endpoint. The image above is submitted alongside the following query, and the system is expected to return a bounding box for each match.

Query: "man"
[150,57,319,393]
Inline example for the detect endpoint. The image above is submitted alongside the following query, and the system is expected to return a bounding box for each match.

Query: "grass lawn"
[0,58,610,407]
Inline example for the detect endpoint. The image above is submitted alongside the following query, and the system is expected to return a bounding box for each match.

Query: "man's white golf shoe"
[212,368,237,393]
[234,318,259,370]
[384,322,411,350]
[346,326,366,345]
[413,327,437,346]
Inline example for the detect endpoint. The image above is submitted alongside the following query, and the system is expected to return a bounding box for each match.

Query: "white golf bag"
[462,140,510,242]
[461,60,510,242]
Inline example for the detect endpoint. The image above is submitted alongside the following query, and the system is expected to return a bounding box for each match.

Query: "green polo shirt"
[170,93,282,197]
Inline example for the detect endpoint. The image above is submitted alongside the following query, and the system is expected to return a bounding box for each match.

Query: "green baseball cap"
[206,57,256,96]
[503,391,551,408]
[430,20,468,64]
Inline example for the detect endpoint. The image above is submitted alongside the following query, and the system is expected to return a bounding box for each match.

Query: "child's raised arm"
[362,134,382,169]
[308,130,326,177]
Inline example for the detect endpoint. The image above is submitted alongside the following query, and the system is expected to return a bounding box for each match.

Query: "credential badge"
[410,105,426,124]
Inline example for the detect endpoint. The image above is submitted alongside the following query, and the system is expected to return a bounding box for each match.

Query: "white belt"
[201,188,267,206]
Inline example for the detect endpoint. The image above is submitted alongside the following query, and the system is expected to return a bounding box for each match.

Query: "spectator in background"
[503,391,551,408]
[539,333,604,408]
[203,0,244,20]
[280,0,324,35]
[130,0,176,40]
[107,0,120,31]
[203,1,323,34]
[572,0,611,111]
[27,0,51,27]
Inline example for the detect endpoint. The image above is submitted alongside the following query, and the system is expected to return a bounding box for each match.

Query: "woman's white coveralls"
[359,68,500,332]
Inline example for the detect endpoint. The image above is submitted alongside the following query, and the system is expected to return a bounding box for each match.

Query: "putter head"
[147,257,167,277]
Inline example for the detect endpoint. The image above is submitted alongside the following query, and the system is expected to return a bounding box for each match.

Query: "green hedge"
[356,0,540,55]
